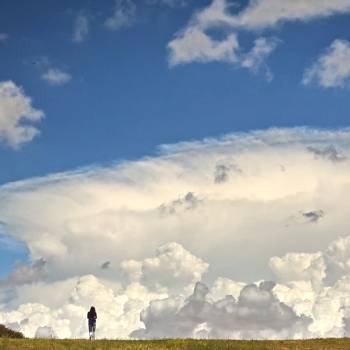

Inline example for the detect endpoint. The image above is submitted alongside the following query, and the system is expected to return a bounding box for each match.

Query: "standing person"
[87,306,97,340]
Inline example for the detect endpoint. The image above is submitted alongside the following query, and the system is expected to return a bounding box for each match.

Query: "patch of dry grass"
[0,339,350,350]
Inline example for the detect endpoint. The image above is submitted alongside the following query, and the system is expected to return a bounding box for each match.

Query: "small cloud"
[241,37,280,81]
[41,68,71,86]
[0,33,8,43]
[214,163,242,184]
[159,192,202,215]
[0,81,44,149]
[168,27,239,66]
[101,261,111,269]
[287,210,325,226]
[72,14,89,43]
[105,0,136,30]
[302,210,325,223]
[307,145,346,162]
[303,39,350,88]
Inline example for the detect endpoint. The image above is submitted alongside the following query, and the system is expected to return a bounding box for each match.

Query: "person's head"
[90,306,96,314]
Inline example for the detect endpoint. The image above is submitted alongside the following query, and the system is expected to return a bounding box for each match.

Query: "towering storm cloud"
[2,127,350,339]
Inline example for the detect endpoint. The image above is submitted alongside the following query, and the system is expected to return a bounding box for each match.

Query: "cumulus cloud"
[0,81,44,149]
[131,280,311,339]
[303,39,350,88]
[105,0,136,30]
[269,252,326,289]
[167,1,278,76]
[41,68,72,86]
[168,0,350,75]
[121,242,208,293]
[72,14,89,43]
[2,128,350,338]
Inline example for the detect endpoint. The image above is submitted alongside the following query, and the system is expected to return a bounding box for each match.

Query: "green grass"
[1,338,350,350]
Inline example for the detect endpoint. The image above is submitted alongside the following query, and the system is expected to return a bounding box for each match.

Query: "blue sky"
[3,1,350,338]
[1,0,350,186]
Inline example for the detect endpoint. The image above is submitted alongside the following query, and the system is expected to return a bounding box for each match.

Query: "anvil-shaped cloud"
[1,127,350,339]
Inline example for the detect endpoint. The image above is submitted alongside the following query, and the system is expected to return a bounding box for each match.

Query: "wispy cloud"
[72,14,89,43]
[105,0,136,30]
[41,68,72,86]
[303,39,350,88]
[226,0,350,29]
[241,37,280,81]
[0,33,8,43]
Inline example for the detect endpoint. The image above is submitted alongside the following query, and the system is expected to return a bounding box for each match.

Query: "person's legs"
[88,323,93,340]
[91,324,96,340]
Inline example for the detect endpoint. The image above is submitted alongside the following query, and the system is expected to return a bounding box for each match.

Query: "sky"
[2,0,350,340]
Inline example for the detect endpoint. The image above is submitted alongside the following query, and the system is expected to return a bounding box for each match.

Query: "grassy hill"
[0,325,23,339]
[0,338,350,350]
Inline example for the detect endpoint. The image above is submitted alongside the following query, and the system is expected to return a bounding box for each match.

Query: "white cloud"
[269,252,326,289]
[2,127,350,280]
[167,1,278,76]
[238,0,350,29]
[72,14,89,43]
[209,277,245,301]
[241,37,280,80]
[168,27,238,66]
[41,68,72,86]
[131,281,312,339]
[193,0,350,30]
[0,81,44,149]
[3,128,350,338]
[303,39,350,88]
[121,242,208,293]
[168,0,350,74]
[105,0,136,30]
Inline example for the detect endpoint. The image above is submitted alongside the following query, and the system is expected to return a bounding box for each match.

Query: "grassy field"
[1,339,350,350]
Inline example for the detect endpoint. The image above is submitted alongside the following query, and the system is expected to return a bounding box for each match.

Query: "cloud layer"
[2,127,350,338]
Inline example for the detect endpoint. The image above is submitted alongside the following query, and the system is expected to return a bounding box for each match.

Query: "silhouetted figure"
[87,306,97,340]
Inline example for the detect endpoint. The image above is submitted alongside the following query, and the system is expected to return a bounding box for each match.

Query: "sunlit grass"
[1,338,350,350]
